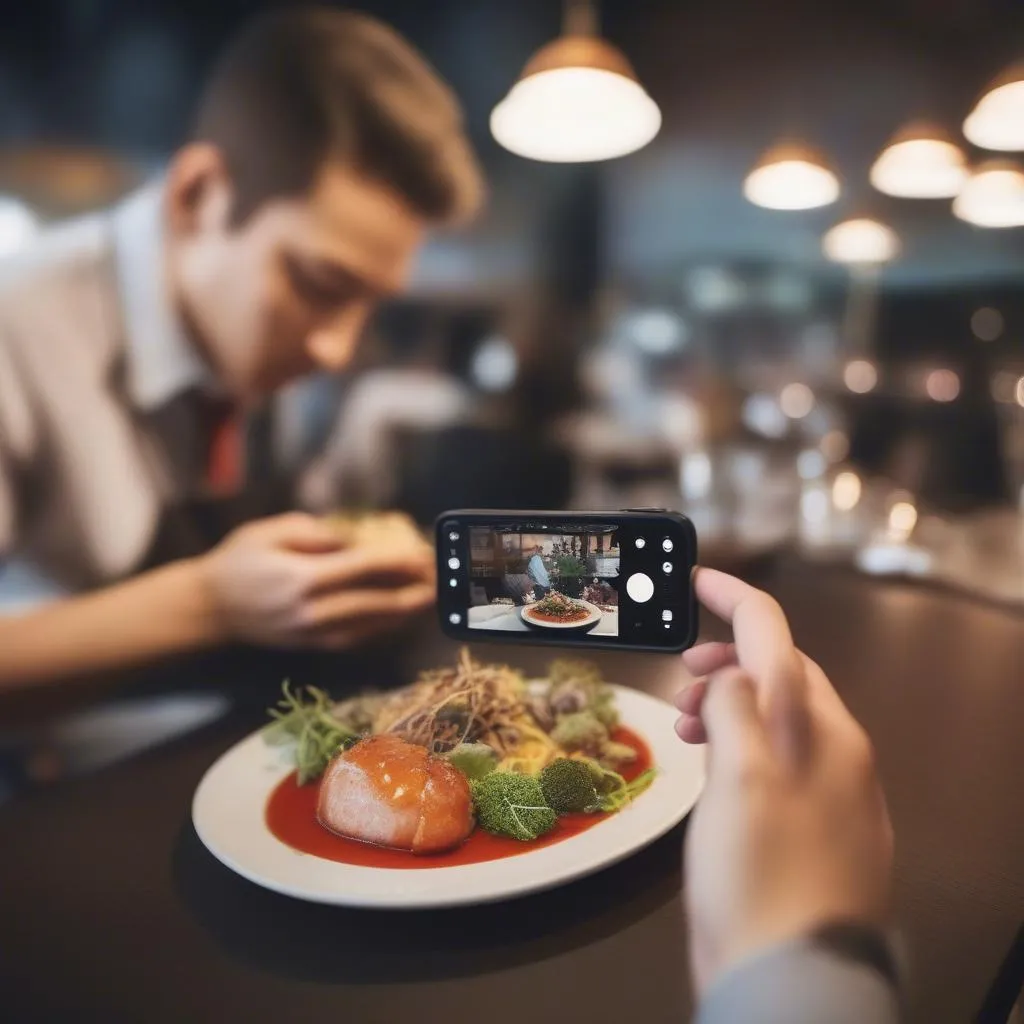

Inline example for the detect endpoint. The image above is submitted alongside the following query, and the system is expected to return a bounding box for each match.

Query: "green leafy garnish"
[263,681,359,784]
[598,768,657,812]
[566,757,656,812]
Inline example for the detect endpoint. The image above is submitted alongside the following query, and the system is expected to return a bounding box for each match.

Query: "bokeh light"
[832,471,862,511]
[843,359,878,394]
[971,307,1004,341]
[924,368,960,402]
[779,382,815,419]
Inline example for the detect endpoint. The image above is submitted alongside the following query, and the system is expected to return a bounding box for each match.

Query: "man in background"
[526,543,552,600]
[0,7,483,692]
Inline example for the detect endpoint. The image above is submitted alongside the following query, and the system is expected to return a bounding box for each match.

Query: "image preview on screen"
[466,527,620,637]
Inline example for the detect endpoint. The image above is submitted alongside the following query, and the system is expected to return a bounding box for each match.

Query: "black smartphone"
[436,509,698,652]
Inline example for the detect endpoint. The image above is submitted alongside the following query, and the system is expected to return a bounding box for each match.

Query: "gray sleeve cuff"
[696,938,901,1024]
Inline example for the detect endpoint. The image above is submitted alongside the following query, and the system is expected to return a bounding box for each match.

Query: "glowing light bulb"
[953,161,1024,228]
[870,127,968,199]
[744,143,840,210]
[491,38,661,163]
[823,219,899,264]
[964,71,1024,152]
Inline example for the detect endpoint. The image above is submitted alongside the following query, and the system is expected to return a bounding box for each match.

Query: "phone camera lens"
[448,557,460,570]
[449,612,462,625]
[635,538,646,549]
[662,538,674,552]
[448,530,460,542]
[662,561,673,574]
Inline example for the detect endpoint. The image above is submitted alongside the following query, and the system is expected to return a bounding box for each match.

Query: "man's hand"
[676,568,894,995]
[198,512,435,651]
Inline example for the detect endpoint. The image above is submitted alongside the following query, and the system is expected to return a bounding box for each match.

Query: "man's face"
[171,155,428,402]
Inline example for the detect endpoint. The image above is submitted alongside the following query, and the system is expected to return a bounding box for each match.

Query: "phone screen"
[437,509,698,652]
[470,524,622,636]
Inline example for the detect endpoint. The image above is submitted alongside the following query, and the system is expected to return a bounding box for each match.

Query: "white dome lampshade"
[490,28,661,163]
[869,122,968,198]
[953,160,1024,228]
[823,218,900,264]
[743,142,841,210]
[964,63,1024,152]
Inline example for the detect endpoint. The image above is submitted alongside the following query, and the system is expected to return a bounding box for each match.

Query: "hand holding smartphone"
[436,509,698,652]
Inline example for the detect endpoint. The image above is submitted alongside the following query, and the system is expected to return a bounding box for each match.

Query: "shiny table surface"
[1,558,1022,1024]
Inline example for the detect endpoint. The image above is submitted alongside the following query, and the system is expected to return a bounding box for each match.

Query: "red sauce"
[265,726,652,869]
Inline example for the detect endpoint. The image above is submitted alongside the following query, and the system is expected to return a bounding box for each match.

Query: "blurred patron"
[0,7,484,691]
[302,308,474,511]
[526,543,552,599]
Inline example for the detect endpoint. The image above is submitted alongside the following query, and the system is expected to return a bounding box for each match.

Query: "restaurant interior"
[0,1,1022,1022]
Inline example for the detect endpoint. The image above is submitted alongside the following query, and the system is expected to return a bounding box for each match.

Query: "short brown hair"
[193,7,484,224]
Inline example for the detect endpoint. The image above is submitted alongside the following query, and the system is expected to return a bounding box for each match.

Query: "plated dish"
[192,652,705,908]
[521,594,603,631]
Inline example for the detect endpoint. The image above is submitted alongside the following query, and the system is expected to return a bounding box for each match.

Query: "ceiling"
[603,0,1024,286]
[0,0,1022,288]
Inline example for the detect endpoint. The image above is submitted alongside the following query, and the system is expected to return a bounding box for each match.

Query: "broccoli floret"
[550,710,609,755]
[539,758,602,813]
[445,742,498,781]
[471,772,557,841]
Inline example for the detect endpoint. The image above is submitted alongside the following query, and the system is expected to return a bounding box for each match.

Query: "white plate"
[522,598,602,630]
[192,685,705,909]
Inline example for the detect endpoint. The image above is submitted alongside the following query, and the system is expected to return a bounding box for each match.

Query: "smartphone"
[436,508,698,652]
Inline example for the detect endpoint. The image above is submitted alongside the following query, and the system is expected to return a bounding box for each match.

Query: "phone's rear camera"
[635,538,646,549]
[448,530,460,542]
[662,538,674,552]
[663,561,673,574]
[449,612,462,625]
[448,557,461,570]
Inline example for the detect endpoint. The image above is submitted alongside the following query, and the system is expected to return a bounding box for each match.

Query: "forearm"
[696,938,901,1024]
[0,558,223,691]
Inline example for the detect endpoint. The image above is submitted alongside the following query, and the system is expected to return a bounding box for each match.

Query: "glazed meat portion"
[317,734,474,854]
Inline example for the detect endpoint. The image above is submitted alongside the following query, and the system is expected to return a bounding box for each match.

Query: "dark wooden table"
[1,560,1022,1024]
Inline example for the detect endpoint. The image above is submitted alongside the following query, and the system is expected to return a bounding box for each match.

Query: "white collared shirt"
[113,183,216,410]
[0,184,278,594]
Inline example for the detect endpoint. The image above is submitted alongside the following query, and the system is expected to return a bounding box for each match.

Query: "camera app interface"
[467,526,620,637]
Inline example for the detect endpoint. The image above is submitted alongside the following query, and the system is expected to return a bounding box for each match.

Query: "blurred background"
[0,0,1023,608]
